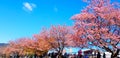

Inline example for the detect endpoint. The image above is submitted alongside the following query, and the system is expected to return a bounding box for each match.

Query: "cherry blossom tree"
[49,25,74,57]
[72,0,120,57]
[4,37,52,57]
[33,31,52,56]
[34,25,74,58]
[3,38,35,57]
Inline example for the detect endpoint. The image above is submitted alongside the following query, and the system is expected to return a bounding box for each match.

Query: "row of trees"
[2,0,120,58]
[3,26,74,58]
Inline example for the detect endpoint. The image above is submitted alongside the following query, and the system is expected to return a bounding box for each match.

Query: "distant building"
[83,49,99,58]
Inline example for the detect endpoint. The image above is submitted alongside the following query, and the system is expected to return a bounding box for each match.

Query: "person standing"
[78,50,82,58]
[97,51,101,58]
[103,53,106,58]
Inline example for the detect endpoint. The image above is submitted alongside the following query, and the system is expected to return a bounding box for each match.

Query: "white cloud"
[23,2,36,11]
[54,7,58,12]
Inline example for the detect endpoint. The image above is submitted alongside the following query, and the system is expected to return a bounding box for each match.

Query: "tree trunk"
[58,53,62,58]
[57,49,63,58]
[57,46,64,58]
[111,49,120,58]
[104,46,120,58]
[111,53,115,58]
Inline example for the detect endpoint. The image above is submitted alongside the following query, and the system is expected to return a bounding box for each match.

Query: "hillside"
[0,43,8,47]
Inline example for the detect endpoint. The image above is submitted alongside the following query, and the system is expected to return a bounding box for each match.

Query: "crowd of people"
[0,49,114,58]
[0,51,103,58]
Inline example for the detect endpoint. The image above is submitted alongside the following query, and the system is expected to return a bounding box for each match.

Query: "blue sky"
[0,0,119,43]
[0,0,87,43]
